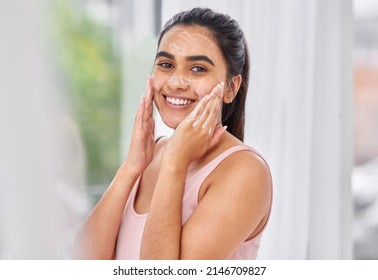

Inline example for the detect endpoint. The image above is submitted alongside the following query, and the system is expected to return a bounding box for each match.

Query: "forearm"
[74,163,140,259]
[140,160,188,259]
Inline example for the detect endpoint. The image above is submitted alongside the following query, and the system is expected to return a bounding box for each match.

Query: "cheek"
[151,70,167,92]
[191,80,216,99]
[152,69,219,99]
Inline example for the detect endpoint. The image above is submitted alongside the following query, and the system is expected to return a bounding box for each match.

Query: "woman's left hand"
[162,83,227,168]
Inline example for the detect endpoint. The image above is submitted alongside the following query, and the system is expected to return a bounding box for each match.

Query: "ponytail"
[222,42,249,141]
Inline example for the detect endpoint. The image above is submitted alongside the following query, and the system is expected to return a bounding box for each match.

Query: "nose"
[166,73,189,91]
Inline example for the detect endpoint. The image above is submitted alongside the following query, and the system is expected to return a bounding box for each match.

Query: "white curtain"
[0,0,87,259]
[159,0,354,259]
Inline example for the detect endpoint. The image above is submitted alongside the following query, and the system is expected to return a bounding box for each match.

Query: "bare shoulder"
[205,144,272,221]
[180,139,273,258]
[184,144,273,255]
[211,145,272,189]
[223,147,270,182]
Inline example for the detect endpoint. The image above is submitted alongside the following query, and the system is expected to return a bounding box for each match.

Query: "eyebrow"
[156,51,215,66]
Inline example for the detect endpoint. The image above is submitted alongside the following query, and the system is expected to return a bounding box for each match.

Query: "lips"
[164,95,195,106]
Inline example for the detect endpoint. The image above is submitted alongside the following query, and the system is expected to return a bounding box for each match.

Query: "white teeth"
[166,96,194,106]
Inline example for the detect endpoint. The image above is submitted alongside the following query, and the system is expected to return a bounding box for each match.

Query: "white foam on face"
[153,26,226,127]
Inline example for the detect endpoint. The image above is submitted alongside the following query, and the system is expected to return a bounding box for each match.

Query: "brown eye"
[191,66,207,73]
[158,62,173,69]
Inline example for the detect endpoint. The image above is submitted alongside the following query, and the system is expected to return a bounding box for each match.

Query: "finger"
[191,85,217,116]
[205,82,223,127]
[215,82,224,124]
[219,82,225,99]
[195,84,221,128]
[189,94,212,126]
[145,77,154,117]
[212,83,223,121]
[146,76,154,107]
[144,78,151,108]
[134,96,145,130]
[142,99,153,133]
[152,78,162,113]
[200,94,218,129]
[206,85,224,133]
[191,84,221,126]
[142,81,154,124]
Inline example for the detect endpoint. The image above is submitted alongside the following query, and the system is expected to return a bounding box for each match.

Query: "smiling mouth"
[164,95,195,106]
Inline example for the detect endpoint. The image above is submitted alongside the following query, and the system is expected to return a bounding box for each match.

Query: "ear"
[223,74,242,104]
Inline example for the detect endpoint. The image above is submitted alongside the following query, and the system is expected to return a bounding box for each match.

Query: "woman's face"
[152,25,228,129]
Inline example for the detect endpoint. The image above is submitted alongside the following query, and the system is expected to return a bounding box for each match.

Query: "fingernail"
[217,83,223,93]
[211,86,219,97]
[223,125,228,130]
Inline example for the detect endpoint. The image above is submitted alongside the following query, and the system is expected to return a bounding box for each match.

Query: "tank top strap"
[209,145,256,167]
[184,145,256,197]
[195,145,256,178]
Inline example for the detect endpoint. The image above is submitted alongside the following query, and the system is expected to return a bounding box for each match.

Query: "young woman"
[75,7,272,260]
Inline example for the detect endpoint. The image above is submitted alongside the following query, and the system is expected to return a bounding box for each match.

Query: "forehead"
[158,25,222,58]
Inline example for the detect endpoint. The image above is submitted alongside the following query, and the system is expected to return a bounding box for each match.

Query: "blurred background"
[353,0,378,260]
[0,0,377,259]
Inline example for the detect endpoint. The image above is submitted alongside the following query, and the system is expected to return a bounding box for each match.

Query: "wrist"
[162,148,191,168]
[117,161,141,180]
[161,156,190,174]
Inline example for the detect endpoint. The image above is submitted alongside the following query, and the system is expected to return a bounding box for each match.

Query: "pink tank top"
[115,145,271,260]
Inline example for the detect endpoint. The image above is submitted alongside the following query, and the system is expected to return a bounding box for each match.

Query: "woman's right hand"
[123,77,155,176]
[75,78,155,259]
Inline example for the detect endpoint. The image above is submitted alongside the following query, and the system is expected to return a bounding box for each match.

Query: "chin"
[159,113,184,130]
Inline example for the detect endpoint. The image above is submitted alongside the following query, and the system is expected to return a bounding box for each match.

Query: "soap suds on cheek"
[192,79,215,99]
[156,28,225,106]
[164,75,213,102]
[151,78,163,113]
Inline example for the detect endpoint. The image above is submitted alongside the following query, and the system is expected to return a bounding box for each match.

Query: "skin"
[153,27,228,128]
[74,25,272,260]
